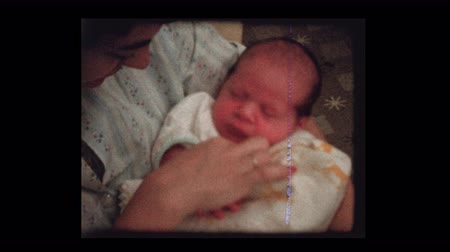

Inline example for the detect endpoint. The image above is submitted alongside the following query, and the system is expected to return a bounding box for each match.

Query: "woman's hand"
[114,136,289,231]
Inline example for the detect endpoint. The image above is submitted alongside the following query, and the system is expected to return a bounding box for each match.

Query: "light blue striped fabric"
[81,21,245,234]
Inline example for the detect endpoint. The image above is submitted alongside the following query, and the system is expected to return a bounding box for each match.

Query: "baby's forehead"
[244,41,315,69]
[245,40,304,57]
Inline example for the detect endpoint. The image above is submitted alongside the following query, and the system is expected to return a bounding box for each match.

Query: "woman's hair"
[81,19,170,49]
[226,37,322,117]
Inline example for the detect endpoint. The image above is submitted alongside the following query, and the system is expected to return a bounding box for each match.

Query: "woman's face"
[81,24,162,88]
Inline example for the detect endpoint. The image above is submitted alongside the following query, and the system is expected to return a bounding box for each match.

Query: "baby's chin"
[221,131,246,143]
[217,125,248,143]
[218,126,283,145]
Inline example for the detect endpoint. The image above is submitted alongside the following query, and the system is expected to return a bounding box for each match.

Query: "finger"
[240,138,272,172]
[248,163,290,184]
[236,198,249,204]
[290,166,298,173]
[235,136,270,156]
[225,202,241,212]
[210,209,226,220]
[195,210,206,219]
[251,151,273,168]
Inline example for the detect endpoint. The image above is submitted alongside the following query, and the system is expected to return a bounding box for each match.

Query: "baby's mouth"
[225,124,249,143]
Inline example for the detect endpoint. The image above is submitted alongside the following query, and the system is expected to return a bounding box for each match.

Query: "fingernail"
[291,166,297,173]
[212,210,226,220]
[228,203,241,212]
[236,198,244,204]
[195,210,205,219]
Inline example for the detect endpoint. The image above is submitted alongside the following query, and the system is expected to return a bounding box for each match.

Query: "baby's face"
[212,55,313,145]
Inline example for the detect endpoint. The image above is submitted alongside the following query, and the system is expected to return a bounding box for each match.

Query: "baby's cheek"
[213,101,235,127]
[261,127,288,145]
[214,100,232,117]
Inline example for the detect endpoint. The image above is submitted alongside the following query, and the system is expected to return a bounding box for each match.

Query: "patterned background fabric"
[242,22,356,160]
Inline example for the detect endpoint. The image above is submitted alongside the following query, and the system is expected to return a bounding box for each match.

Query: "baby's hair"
[227,37,322,118]
[82,19,172,49]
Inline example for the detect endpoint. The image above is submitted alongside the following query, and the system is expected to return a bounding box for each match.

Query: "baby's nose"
[236,102,257,123]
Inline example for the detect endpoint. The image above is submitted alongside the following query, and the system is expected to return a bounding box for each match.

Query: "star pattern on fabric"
[324,96,346,111]
[295,35,311,45]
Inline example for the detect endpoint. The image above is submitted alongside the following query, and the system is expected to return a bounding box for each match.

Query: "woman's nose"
[122,46,150,69]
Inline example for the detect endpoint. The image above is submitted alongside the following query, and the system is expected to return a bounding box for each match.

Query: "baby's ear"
[297,116,309,128]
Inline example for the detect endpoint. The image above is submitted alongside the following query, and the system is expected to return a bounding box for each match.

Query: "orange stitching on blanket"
[319,142,333,153]
[256,184,286,200]
[261,189,287,201]
[323,164,348,188]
